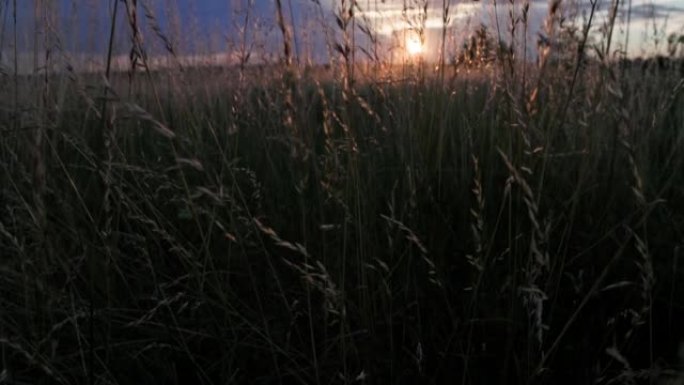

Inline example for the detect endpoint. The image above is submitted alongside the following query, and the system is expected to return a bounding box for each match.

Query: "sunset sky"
[3,0,683,67]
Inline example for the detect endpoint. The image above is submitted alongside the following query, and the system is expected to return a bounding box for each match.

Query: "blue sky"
[2,0,683,68]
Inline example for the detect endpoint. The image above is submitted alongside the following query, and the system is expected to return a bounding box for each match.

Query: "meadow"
[1,0,683,384]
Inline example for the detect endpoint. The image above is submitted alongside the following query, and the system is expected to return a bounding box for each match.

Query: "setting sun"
[405,34,424,57]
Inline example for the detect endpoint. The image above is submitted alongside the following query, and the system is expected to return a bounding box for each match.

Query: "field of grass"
[1,0,684,384]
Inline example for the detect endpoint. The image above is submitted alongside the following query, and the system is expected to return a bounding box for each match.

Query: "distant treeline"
[622,55,684,75]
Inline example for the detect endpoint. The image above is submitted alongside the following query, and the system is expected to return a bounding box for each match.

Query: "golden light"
[405,33,424,57]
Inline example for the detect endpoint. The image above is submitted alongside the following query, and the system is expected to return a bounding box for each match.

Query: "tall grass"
[0,0,683,384]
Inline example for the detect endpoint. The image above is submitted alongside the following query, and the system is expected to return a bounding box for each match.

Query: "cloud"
[628,2,684,20]
[363,6,483,36]
[318,0,684,57]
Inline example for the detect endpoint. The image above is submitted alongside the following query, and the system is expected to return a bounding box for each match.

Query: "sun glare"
[405,34,424,57]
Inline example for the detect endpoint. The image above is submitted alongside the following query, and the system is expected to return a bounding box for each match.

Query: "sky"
[1,0,683,71]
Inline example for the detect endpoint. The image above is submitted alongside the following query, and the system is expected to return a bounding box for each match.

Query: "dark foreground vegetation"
[1,1,684,384]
